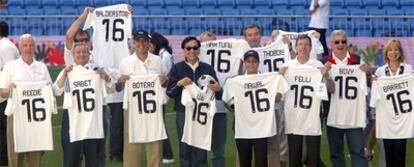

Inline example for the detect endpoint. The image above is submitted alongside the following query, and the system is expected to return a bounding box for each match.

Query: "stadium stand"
[0,0,411,36]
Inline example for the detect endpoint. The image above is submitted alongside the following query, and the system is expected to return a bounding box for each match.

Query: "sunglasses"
[185,46,199,51]
[334,40,347,45]
[74,38,90,42]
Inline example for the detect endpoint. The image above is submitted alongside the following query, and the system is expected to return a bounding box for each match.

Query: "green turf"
[2,66,413,167]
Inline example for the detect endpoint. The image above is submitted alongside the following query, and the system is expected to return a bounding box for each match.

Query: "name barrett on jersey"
[382,81,409,93]
[73,80,92,88]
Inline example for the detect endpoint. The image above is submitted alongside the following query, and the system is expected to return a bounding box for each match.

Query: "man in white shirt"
[309,0,330,57]
[0,21,19,165]
[0,34,53,167]
[116,30,167,167]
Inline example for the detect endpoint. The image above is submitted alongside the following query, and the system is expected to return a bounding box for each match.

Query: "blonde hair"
[383,39,405,64]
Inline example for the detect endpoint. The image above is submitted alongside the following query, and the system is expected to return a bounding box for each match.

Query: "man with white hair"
[0,34,54,167]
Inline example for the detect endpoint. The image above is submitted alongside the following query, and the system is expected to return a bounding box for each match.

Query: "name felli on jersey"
[199,39,250,86]
[7,81,56,153]
[327,65,368,129]
[253,39,291,73]
[371,74,414,139]
[181,83,216,151]
[223,73,288,139]
[123,74,167,143]
[65,67,108,142]
[83,4,132,69]
[284,67,328,136]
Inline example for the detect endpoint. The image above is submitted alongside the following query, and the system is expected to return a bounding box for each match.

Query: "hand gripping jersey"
[8,81,56,153]
[123,74,167,143]
[181,83,216,150]
[273,30,324,60]
[199,39,250,86]
[83,4,132,68]
[253,39,291,73]
[223,73,288,139]
[66,67,107,142]
[370,74,414,139]
[327,65,367,129]
[284,67,328,136]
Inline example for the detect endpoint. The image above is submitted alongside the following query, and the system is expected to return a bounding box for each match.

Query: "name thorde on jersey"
[123,74,167,143]
[253,39,291,73]
[284,67,328,136]
[66,67,107,142]
[223,73,288,139]
[8,81,56,153]
[83,4,132,69]
[273,30,324,60]
[181,83,216,150]
[327,65,367,129]
[371,74,414,139]
[199,39,250,86]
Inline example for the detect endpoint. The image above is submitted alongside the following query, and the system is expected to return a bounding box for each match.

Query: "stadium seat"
[290,0,308,8]
[111,0,130,5]
[382,0,400,8]
[170,18,187,35]
[291,6,307,15]
[26,6,43,15]
[25,0,41,6]
[349,10,368,16]
[188,28,203,36]
[130,0,146,8]
[147,0,164,7]
[167,6,184,15]
[60,0,76,7]
[133,6,148,15]
[185,7,202,15]
[46,27,61,35]
[400,0,414,6]
[8,6,25,15]
[148,6,165,14]
[217,0,234,7]
[330,0,344,7]
[42,0,59,7]
[344,0,362,8]
[271,0,289,8]
[8,0,24,7]
[165,0,182,7]
[363,0,381,8]
[354,29,373,36]
[386,7,404,15]
[95,0,111,7]
[200,0,216,7]
[254,0,270,6]
[61,6,78,15]
[11,27,27,36]
[78,0,94,7]
[183,0,199,7]
[236,0,253,7]
[221,7,239,15]
[29,27,44,36]
[0,9,8,15]
[134,18,152,31]
[256,7,274,15]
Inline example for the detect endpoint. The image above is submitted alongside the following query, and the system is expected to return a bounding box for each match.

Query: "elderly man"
[0,34,54,167]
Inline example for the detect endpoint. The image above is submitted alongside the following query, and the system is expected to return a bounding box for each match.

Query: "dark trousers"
[162,105,174,159]
[235,138,268,167]
[108,102,124,161]
[309,27,329,57]
[288,134,321,167]
[61,110,102,167]
[0,101,7,164]
[383,139,406,167]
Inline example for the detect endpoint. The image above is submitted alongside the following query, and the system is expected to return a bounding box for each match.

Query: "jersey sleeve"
[122,80,130,110]
[125,6,133,39]
[48,84,58,114]
[369,81,380,108]
[222,79,235,104]
[317,82,329,101]
[276,75,289,94]
[181,85,193,106]
[4,89,17,116]
[83,10,95,30]
[359,69,368,96]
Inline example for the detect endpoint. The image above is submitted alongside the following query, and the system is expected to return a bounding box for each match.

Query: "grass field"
[2,66,413,167]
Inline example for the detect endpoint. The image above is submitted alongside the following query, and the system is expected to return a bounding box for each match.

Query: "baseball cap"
[133,29,151,40]
[243,50,260,62]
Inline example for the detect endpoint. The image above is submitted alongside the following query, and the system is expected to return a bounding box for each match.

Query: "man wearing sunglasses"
[322,29,370,167]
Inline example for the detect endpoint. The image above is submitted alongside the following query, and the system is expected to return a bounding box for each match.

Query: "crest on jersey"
[197,75,217,92]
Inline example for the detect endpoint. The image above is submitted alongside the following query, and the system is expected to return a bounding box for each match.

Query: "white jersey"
[273,30,324,59]
[199,39,250,86]
[66,67,107,142]
[327,65,367,129]
[123,74,167,143]
[83,4,132,69]
[223,73,288,139]
[181,83,216,150]
[253,39,291,73]
[8,81,56,153]
[371,74,414,139]
[284,67,328,136]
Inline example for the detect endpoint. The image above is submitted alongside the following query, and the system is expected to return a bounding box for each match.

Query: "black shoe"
[110,156,122,163]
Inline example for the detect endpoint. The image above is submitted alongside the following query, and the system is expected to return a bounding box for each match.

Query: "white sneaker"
[162,158,175,164]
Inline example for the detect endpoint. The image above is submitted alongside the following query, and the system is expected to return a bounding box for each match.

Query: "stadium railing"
[1,15,412,37]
